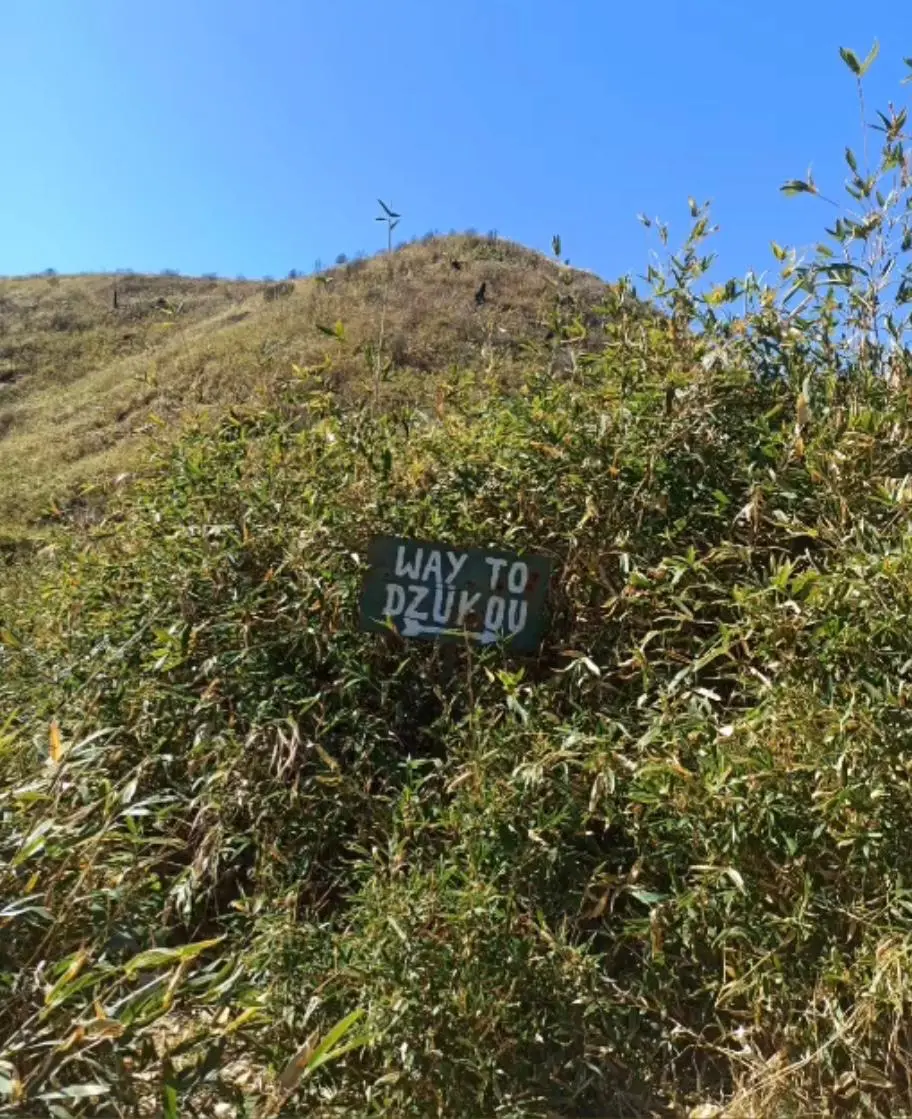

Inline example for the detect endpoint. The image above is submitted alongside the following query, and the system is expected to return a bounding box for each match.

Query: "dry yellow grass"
[0,236,609,538]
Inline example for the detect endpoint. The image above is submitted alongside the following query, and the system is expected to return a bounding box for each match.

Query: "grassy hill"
[3,266,912,1117]
[0,237,609,539]
[3,61,912,1116]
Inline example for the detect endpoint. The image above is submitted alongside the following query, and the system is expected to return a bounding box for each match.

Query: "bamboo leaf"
[839,46,861,75]
[60,1084,111,1099]
[304,1008,368,1072]
[780,179,817,197]
[123,936,223,977]
[859,39,879,76]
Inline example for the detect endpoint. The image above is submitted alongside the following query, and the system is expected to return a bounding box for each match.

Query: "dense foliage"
[2,46,912,1119]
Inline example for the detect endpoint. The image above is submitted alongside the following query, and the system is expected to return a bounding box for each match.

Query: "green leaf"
[822,262,867,276]
[12,821,53,866]
[859,39,879,77]
[839,46,861,75]
[278,1009,369,1095]
[780,180,817,197]
[305,1009,370,1075]
[628,888,668,906]
[307,1030,372,1076]
[875,110,893,133]
[162,1084,178,1119]
[124,936,223,977]
[42,952,92,1010]
[845,147,858,173]
[771,242,787,261]
[0,897,53,921]
[162,1061,179,1119]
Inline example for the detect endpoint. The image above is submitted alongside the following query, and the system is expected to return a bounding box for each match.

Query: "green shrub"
[2,43,912,1119]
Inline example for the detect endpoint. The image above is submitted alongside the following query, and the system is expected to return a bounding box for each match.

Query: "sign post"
[358,535,552,654]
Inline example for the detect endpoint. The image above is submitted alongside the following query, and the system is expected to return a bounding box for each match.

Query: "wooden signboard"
[359,535,552,653]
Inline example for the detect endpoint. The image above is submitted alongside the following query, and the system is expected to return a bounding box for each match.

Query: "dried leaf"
[48,720,64,766]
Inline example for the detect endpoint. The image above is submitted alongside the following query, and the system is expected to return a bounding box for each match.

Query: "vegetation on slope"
[0,237,607,538]
[2,44,912,1119]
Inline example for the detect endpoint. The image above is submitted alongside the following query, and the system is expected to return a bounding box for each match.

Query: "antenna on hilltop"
[375,199,401,255]
[371,199,404,413]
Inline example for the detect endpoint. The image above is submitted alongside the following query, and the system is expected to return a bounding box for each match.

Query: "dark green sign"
[359,535,552,653]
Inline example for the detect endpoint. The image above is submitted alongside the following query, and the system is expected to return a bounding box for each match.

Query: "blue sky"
[2,1,907,285]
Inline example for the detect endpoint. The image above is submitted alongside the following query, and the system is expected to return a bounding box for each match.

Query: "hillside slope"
[0,236,610,536]
[3,318,912,1117]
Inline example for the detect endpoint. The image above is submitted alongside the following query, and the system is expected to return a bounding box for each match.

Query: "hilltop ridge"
[0,235,613,536]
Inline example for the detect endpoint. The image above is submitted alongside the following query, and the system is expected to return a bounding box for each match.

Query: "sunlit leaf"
[859,39,879,76]
[780,179,817,197]
[48,720,63,765]
[124,936,223,977]
[839,46,861,75]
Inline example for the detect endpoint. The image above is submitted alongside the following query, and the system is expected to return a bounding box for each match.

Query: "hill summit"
[0,234,611,536]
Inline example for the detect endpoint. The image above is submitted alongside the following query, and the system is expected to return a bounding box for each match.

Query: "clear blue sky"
[2,1,907,285]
